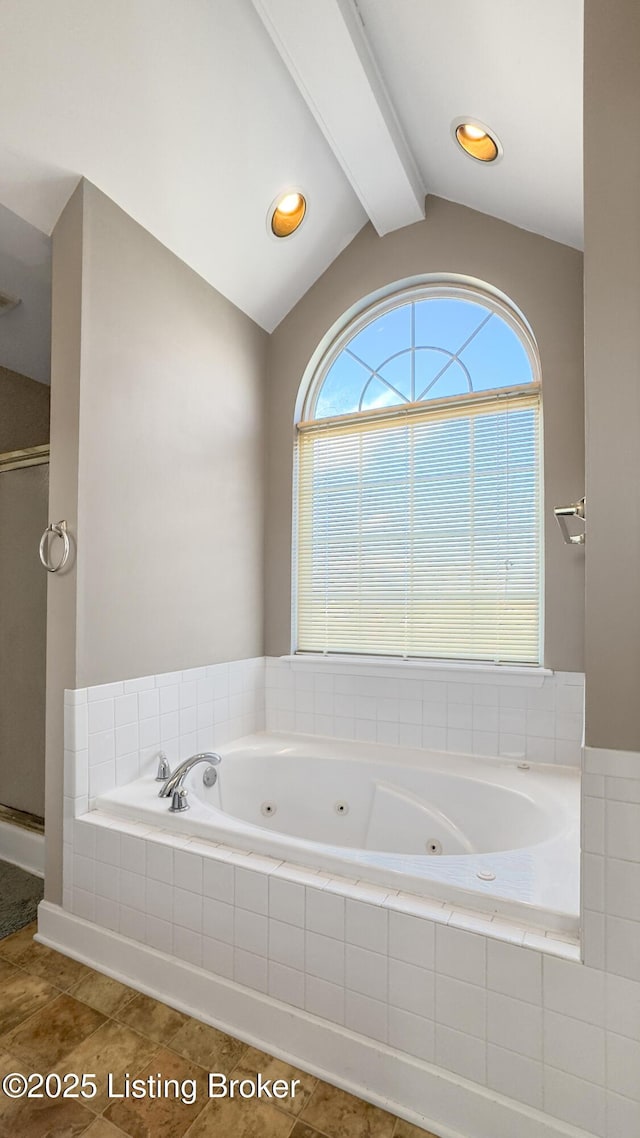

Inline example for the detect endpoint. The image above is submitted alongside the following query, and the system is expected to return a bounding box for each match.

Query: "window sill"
[279,654,552,687]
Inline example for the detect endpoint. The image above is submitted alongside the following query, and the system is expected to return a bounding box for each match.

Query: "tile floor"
[0,923,440,1138]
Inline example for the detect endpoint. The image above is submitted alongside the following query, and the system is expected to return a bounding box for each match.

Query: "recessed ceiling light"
[270,191,307,238]
[453,119,502,163]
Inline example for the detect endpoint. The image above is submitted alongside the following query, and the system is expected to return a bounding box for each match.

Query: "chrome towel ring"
[39,520,70,573]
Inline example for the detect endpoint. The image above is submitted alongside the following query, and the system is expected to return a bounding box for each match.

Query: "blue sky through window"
[314,296,534,418]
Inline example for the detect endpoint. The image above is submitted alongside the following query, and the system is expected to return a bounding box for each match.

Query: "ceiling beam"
[251,0,426,236]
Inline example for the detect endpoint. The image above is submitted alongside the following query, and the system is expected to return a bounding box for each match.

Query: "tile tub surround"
[64,657,265,809]
[50,791,636,1138]
[265,658,585,767]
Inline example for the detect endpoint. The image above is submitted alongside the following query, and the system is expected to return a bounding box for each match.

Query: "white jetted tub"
[97,733,580,933]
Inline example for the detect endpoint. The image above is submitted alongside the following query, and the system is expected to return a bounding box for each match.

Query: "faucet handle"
[155,752,171,781]
[169,787,189,813]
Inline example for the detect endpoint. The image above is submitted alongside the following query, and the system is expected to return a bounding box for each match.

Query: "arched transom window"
[295,284,542,664]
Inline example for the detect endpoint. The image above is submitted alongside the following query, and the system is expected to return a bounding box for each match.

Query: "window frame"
[292,277,544,665]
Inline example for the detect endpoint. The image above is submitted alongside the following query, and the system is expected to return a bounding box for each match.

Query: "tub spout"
[158,752,221,799]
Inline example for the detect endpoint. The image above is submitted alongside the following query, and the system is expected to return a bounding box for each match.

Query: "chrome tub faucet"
[157,751,221,812]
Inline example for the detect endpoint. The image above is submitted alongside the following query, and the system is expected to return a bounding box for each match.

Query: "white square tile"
[94,896,119,932]
[388,910,435,969]
[145,877,166,920]
[306,887,344,940]
[582,796,605,854]
[115,722,138,757]
[436,924,486,986]
[174,849,203,895]
[124,675,155,693]
[138,689,160,720]
[173,887,202,933]
[234,948,267,993]
[115,694,138,727]
[73,822,96,859]
[173,925,202,968]
[73,855,94,893]
[487,1044,543,1109]
[345,991,387,1043]
[487,939,541,1005]
[88,681,124,702]
[120,834,147,875]
[120,904,146,943]
[88,731,115,766]
[268,961,305,1009]
[543,955,605,1026]
[435,1024,486,1085]
[436,974,486,1039]
[607,800,640,862]
[345,899,387,953]
[544,1010,605,1084]
[119,870,146,911]
[487,991,542,1059]
[606,1090,640,1138]
[159,685,180,714]
[305,930,345,985]
[89,761,116,799]
[235,867,268,915]
[543,1068,605,1138]
[88,700,115,735]
[269,918,305,970]
[606,915,640,982]
[606,1031,640,1101]
[583,852,605,912]
[234,908,267,957]
[389,958,434,1019]
[202,935,234,980]
[606,973,640,1041]
[147,842,173,884]
[305,975,344,1025]
[95,828,120,866]
[388,1006,435,1063]
[203,897,234,945]
[345,944,387,999]
[269,877,305,927]
[202,860,234,904]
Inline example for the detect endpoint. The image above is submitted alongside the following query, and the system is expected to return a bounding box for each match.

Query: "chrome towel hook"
[554,498,585,546]
[39,520,71,573]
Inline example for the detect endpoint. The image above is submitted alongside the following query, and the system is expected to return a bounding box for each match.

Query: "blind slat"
[295,392,542,665]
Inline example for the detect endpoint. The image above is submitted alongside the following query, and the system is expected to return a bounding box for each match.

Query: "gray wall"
[584,0,640,749]
[0,202,51,385]
[45,180,267,899]
[0,366,50,452]
[76,183,266,685]
[265,196,585,671]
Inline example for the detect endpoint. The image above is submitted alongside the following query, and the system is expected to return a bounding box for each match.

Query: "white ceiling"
[0,0,583,335]
[356,0,584,249]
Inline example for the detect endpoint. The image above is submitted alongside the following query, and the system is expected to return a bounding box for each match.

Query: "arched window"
[294,283,542,664]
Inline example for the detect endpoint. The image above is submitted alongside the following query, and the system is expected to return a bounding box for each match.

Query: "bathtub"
[96,732,580,933]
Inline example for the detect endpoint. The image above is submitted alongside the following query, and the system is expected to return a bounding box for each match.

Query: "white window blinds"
[296,389,542,664]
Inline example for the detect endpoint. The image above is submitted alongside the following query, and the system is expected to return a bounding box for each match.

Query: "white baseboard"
[0,819,44,877]
[36,902,595,1138]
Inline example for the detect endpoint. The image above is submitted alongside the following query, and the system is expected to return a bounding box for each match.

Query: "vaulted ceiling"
[0,0,582,333]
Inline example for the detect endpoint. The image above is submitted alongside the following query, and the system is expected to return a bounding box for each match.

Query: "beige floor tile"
[231,1047,317,1116]
[60,1019,159,1114]
[114,993,188,1044]
[0,970,60,1038]
[185,1096,294,1138]
[289,1124,326,1138]
[0,929,91,991]
[82,1120,129,1138]
[0,1087,93,1138]
[394,1121,443,1138]
[104,1046,209,1138]
[0,994,105,1067]
[69,971,137,1018]
[302,1082,396,1138]
[169,1019,247,1069]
